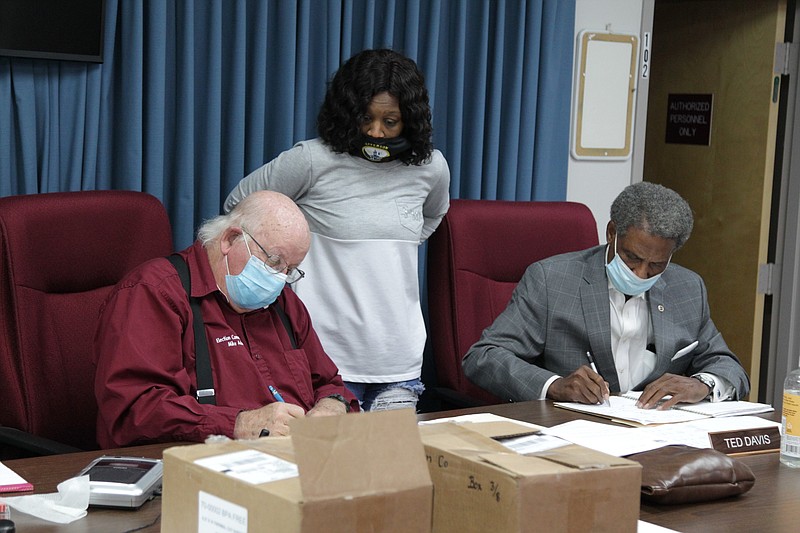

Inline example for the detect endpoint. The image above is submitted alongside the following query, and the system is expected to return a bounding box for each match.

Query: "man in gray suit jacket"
[462,182,749,409]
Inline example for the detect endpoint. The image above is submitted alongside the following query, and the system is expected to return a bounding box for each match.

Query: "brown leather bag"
[627,445,756,504]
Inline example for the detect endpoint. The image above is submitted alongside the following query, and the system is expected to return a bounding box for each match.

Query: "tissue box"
[420,422,641,533]
[162,409,433,532]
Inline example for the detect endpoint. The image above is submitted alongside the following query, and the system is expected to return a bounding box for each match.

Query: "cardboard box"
[420,421,641,533]
[162,409,432,532]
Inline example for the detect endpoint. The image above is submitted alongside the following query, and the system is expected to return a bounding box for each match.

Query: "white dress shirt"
[608,282,654,392]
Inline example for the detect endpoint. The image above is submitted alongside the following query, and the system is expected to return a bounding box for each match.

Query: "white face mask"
[605,237,670,296]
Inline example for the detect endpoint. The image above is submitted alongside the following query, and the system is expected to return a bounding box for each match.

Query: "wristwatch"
[693,374,715,400]
[325,394,351,412]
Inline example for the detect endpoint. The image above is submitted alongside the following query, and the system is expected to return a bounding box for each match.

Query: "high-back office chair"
[427,199,599,408]
[0,190,173,457]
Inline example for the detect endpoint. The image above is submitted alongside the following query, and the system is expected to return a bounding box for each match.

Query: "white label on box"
[500,434,569,454]
[194,449,298,484]
[198,491,247,533]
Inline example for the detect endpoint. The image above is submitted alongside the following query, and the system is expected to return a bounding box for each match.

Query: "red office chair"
[0,190,173,457]
[427,199,599,408]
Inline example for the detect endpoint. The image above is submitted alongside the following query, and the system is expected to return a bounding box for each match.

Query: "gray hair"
[610,182,694,249]
[196,196,265,246]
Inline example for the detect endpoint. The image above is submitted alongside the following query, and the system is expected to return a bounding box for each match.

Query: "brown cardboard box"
[420,422,641,533]
[162,409,433,532]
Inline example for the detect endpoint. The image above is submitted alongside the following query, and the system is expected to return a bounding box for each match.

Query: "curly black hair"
[317,49,433,165]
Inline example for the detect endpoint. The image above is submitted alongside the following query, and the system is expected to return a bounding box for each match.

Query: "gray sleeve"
[223,143,314,213]
[684,279,751,399]
[420,152,451,242]
[462,262,559,401]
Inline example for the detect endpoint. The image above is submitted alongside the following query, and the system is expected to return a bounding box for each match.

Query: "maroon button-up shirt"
[94,240,357,448]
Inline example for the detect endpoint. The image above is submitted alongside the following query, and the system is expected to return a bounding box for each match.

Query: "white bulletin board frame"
[572,31,639,160]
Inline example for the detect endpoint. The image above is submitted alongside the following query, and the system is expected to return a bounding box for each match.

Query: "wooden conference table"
[3,400,797,532]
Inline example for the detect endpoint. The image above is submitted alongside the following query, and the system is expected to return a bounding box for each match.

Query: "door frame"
[766,0,800,409]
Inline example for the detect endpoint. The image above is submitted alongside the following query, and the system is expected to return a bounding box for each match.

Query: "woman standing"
[224,49,450,411]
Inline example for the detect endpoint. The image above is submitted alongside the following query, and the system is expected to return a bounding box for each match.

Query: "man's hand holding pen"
[232,385,348,439]
[233,402,306,439]
[547,365,611,405]
[584,351,611,407]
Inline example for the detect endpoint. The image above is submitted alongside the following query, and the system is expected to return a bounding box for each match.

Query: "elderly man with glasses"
[94,191,357,448]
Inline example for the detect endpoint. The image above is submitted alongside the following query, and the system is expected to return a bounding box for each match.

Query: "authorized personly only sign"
[665,93,713,145]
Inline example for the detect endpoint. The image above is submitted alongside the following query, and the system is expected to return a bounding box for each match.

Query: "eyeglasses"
[241,228,305,284]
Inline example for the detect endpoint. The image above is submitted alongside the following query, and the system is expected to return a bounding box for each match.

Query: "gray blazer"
[462,245,750,401]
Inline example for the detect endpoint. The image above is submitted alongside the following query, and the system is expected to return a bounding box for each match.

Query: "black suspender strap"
[273,300,298,350]
[166,254,216,405]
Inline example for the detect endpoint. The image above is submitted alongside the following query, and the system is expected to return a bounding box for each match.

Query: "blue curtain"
[0,0,575,249]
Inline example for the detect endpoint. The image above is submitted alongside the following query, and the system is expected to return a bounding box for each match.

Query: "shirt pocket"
[395,200,424,235]
[282,348,315,407]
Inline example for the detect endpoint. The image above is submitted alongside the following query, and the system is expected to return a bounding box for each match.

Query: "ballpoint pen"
[268,385,285,403]
[585,351,611,407]
[261,386,285,438]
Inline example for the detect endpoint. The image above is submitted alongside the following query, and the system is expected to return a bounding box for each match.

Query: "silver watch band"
[693,374,715,400]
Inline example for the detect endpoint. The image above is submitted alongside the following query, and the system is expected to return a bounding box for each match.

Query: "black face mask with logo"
[350,134,412,162]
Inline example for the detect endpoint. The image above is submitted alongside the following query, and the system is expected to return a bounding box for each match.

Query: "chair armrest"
[0,426,83,456]
[434,387,490,410]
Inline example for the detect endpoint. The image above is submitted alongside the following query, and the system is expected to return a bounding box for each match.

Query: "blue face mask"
[605,237,669,296]
[224,242,287,310]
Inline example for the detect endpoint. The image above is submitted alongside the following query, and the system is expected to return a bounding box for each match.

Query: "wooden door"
[643,0,787,398]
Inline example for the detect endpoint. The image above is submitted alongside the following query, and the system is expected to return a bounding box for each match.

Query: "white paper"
[0,461,31,491]
[542,420,667,456]
[0,475,89,524]
[418,412,543,431]
[638,520,682,532]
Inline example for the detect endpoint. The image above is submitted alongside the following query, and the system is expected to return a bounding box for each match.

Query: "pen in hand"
[585,351,611,407]
[268,385,285,403]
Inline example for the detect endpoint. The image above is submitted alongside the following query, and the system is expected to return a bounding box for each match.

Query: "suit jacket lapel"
[644,276,673,383]
[580,246,621,392]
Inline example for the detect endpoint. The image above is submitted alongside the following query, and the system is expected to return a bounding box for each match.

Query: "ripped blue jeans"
[344,379,425,412]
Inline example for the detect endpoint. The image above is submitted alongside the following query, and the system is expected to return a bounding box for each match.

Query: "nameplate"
[708,426,781,455]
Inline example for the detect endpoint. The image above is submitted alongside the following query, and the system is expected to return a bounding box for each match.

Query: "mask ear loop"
[240,230,254,256]
[613,236,640,277]
[225,230,255,276]
[604,233,619,266]
[222,231,250,295]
